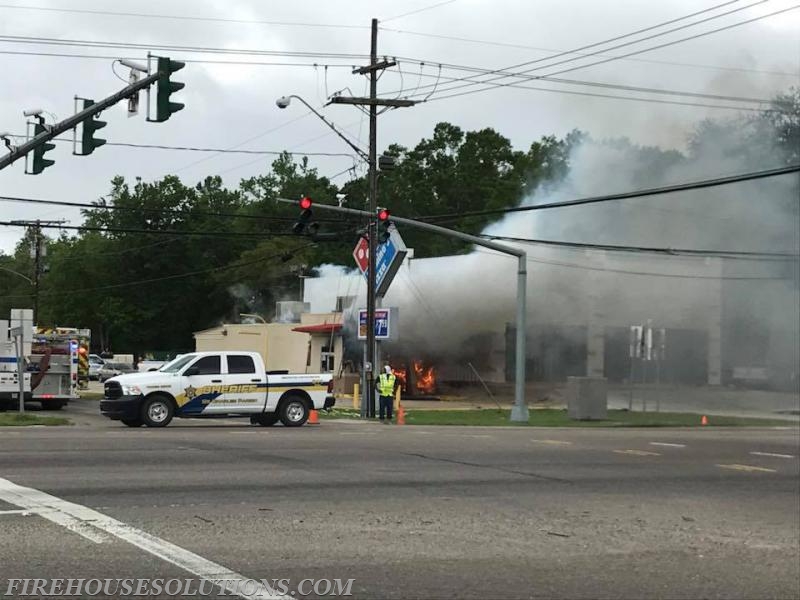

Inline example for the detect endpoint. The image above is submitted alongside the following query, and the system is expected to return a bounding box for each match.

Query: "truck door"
[178,354,227,415]
[224,354,266,413]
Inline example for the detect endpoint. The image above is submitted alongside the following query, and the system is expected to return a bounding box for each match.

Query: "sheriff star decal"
[184,385,197,400]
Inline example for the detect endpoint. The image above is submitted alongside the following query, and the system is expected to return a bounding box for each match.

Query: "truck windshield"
[159,355,195,373]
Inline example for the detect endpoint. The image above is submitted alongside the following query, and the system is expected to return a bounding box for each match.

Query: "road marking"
[650,442,686,448]
[339,432,377,436]
[716,464,777,473]
[613,449,661,457]
[469,434,493,439]
[750,451,795,459]
[531,439,572,446]
[0,477,286,599]
[0,509,30,516]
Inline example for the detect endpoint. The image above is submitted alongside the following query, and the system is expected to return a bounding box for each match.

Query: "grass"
[0,413,71,426]
[321,407,794,427]
[407,409,794,427]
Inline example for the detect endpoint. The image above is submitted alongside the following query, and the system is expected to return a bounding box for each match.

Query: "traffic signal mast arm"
[278,197,530,422]
[0,70,160,171]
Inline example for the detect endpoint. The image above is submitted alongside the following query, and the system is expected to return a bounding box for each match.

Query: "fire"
[393,366,408,391]
[413,360,436,394]
[390,361,437,395]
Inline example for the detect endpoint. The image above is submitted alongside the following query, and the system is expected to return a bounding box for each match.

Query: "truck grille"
[104,380,122,399]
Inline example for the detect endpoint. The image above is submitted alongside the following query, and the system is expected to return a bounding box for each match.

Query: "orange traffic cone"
[308,409,319,425]
[396,406,405,426]
[701,415,708,426]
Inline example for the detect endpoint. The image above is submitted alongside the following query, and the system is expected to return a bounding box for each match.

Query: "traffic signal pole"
[329,19,416,418]
[0,70,160,171]
[277,197,530,422]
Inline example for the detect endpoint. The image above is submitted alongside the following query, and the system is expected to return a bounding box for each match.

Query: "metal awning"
[292,323,343,335]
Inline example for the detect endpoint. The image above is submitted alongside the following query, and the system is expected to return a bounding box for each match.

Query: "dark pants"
[379,395,393,420]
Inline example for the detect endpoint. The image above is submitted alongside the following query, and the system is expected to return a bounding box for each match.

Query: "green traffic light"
[30,123,55,174]
[79,99,107,156]
[155,57,186,123]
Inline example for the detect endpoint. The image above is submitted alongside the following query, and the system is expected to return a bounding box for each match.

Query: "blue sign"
[352,226,407,296]
[358,309,391,340]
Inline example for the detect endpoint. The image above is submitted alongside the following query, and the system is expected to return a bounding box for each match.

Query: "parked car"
[137,360,166,373]
[98,362,134,382]
[88,354,106,381]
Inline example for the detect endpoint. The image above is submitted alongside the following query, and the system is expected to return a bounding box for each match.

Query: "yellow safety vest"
[378,373,396,396]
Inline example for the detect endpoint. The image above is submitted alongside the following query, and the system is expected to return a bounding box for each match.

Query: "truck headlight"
[122,384,142,395]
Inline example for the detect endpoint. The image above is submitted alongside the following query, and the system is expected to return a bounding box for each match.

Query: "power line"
[383,65,773,112]
[54,236,183,262]
[390,64,772,105]
[398,1,791,102]
[422,6,800,103]
[474,248,792,280]
[378,27,798,78]
[0,195,352,225]
[0,3,368,29]
[15,134,359,158]
[0,244,320,299]
[392,0,753,97]
[478,235,799,260]
[0,49,361,69]
[0,34,371,61]
[172,112,313,174]
[421,164,800,222]
[380,0,458,23]
[2,46,773,112]
[0,220,303,239]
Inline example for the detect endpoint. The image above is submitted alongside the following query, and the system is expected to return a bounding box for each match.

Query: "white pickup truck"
[99,351,335,428]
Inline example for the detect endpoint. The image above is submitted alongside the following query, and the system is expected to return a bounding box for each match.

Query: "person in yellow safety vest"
[376,364,398,422]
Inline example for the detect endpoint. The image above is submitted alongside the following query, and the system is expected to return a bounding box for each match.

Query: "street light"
[275,95,368,162]
[0,266,33,284]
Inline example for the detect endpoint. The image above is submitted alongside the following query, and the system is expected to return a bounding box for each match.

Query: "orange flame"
[393,367,408,391]
[413,360,436,394]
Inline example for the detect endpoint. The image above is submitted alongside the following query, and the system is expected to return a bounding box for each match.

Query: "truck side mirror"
[184,367,200,376]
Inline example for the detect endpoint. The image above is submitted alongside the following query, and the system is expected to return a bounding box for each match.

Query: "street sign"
[351,225,407,296]
[353,236,369,273]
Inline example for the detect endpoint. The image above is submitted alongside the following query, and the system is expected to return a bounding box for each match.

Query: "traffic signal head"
[30,122,55,174]
[78,99,107,156]
[293,197,314,235]
[154,57,186,123]
[377,208,391,243]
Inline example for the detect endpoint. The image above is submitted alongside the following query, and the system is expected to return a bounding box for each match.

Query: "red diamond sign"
[352,236,369,274]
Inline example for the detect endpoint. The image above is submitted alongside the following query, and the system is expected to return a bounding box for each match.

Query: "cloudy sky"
[0,0,798,254]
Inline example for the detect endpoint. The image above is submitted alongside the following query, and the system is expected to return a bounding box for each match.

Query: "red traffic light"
[299,197,312,210]
[377,208,390,221]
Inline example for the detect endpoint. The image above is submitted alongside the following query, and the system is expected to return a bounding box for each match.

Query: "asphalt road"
[1,399,798,599]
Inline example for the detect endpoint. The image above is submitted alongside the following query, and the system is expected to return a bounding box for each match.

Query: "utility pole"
[329,19,415,418]
[33,221,41,322]
[12,219,64,324]
[276,197,530,422]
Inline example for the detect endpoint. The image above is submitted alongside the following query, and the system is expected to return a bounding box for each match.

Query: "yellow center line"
[613,449,661,457]
[717,463,777,473]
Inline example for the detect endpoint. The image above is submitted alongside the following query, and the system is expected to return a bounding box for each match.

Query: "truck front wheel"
[279,395,309,427]
[141,395,174,428]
